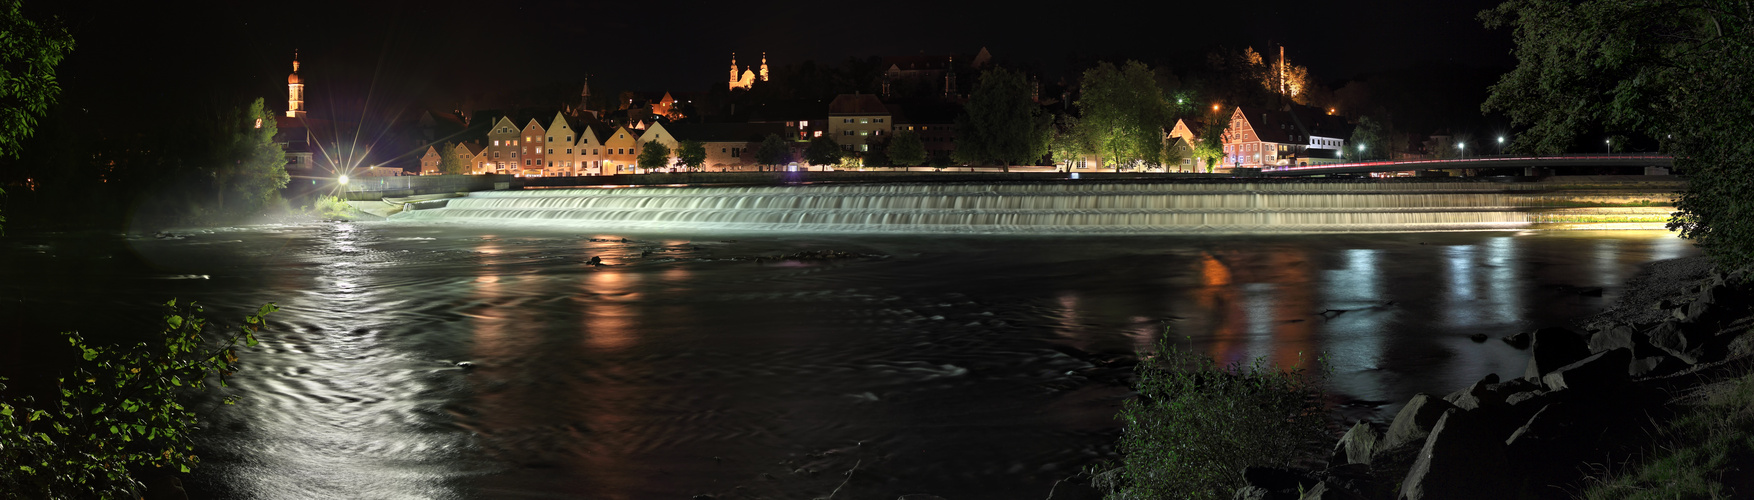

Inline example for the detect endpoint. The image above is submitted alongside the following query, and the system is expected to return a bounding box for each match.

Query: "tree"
[0,0,73,159]
[675,140,706,171]
[1346,116,1388,161]
[1,300,277,498]
[1077,61,1173,170]
[636,140,671,171]
[888,130,927,168]
[1193,112,1232,173]
[804,136,843,168]
[207,98,288,213]
[1480,0,1754,267]
[755,133,790,170]
[1050,114,1094,171]
[438,142,469,175]
[0,0,75,229]
[953,66,1052,171]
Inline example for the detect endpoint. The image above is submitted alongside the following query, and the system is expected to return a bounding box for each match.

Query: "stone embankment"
[1229,260,1752,500]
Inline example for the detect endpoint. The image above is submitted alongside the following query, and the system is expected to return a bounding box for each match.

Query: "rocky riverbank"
[1226,258,1754,500]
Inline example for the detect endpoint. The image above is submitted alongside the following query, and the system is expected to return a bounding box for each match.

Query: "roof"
[459,142,485,155]
[883,55,951,72]
[1285,105,1354,139]
[829,94,889,115]
[1236,106,1296,144]
[662,123,791,143]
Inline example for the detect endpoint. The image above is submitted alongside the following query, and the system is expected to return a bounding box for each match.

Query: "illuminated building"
[727,52,768,91]
[1222,105,1353,169]
[827,94,890,152]
[286,51,305,119]
[520,119,547,176]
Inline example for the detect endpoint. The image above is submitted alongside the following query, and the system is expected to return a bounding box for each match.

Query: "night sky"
[40,0,1514,117]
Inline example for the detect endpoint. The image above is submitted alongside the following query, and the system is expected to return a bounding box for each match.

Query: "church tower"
[286,51,305,118]
[579,76,591,114]
[729,53,740,89]
[760,52,769,82]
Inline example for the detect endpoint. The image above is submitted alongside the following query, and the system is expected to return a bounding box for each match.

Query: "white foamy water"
[390,182,1543,233]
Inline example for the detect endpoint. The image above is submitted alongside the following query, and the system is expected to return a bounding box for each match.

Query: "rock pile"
[1230,267,1752,500]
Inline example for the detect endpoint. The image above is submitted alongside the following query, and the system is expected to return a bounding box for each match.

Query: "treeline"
[1,97,291,231]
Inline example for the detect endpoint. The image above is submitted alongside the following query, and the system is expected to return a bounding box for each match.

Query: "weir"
[386,179,1679,234]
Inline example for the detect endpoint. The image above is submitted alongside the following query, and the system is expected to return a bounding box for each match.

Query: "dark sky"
[41,0,1515,113]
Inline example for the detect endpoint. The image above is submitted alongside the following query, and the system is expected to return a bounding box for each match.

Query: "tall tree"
[953,66,1052,171]
[675,140,706,171]
[1346,116,1388,161]
[1481,0,1754,266]
[1193,112,1231,173]
[755,133,790,170]
[1077,61,1173,170]
[438,142,469,175]
[207,98,288,213]
[887,130,927,167]
[636,140,671,171]
[0,0,75,229]
[804,136,842,168]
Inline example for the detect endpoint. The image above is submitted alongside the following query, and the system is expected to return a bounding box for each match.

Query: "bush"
[1099,339,1328,500]
[1583,368,1754,499]
[0,300,276,498]
[311,195,353,219]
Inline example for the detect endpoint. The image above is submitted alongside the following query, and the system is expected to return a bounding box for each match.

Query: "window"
[513,152,519,158]
[731,148,740,157]
[547,149,553,154]
[861,119,869,124]
[494,140,500,146]
[875,118,884,123]
[494,152,501,158]
[566,148,572,154]
[593,149,599,155]
[721,148,727,153]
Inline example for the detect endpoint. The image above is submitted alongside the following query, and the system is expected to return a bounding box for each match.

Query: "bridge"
[1266,154,1675,176]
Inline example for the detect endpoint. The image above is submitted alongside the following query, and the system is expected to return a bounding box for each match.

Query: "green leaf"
[110,425,119,434]
[180,464,191,473]
[167,315,184,329]
[18,465,34,474]
[246,334,259,346]
[1,404,11,417]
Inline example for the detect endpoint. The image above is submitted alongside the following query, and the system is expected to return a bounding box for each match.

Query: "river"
[0,220,1692,499]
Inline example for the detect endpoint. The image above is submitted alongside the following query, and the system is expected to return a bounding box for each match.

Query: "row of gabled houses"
[1130,103,1356,172]
[417,111,807,176]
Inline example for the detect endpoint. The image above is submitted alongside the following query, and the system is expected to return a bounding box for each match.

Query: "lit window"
[494,140,500,146]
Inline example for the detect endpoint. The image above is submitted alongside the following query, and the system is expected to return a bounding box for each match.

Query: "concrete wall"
[340,174,511,200]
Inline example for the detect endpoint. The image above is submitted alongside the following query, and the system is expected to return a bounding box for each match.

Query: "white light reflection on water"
[1320,248,1390,401]
[216,222,467,500]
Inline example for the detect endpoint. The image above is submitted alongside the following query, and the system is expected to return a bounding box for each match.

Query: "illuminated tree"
[1193,112,1231,173]
[755,133,790,170]
[675,140,706,171]
[1482,0,1754,267]
[636,140,671,171]
[1076,61,1172,170]
[203,98,288,213]
[953,66,1052,171]
[438,142,469,175]
[1346,116,1388,161]
[804,136,842,168]
[888,130,926,167]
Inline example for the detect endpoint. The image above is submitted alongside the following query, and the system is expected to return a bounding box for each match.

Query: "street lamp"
[1458,143,1466,159]
[338,174,350,186]
[1497,136,1505,155]
[1605,138,1612,154]
[1357,144,1366,161]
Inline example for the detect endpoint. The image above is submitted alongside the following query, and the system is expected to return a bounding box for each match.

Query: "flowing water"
[390,182,1552,233]
[0,183,1694,500]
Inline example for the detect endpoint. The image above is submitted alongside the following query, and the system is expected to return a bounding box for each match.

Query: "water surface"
[0,224,1693,499]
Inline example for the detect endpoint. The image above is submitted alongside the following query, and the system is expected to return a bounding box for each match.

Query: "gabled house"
[602,127,642,174]
[419,145,442,175]
[1221,105,1353,169]
[484,116,522,174]
[544,112,585,177]
[520,119,546,176]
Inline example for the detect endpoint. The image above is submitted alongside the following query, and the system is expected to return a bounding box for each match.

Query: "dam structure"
[386,178,1679,234]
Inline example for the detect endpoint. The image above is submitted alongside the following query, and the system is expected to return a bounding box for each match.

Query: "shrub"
[1099,339,1328,500]
[0,300,276,498]
[312,195,353,219]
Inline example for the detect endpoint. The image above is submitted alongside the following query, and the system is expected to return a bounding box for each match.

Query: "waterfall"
[388,182,1548,234]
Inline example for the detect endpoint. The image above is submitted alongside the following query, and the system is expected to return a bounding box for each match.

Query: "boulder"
[1587,324,1643,353]
[1540,348,1633,394]
[1379,394,1458,453]
[1330,422,1382,466]
[1443,374,1505,411]
[1500,332,1531,349]
[1672,300,1712,324]
[1628,355,1688,378]
[1648,320,1703,364]
[1522,327,1591,379]
[1398,409,1511,500]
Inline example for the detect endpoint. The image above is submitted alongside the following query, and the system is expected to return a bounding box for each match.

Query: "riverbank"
[1215,256,1754,499]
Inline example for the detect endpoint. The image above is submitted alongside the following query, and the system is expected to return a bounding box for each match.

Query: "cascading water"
[389,181,1549,233]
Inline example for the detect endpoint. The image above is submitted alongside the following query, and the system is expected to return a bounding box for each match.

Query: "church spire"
[286,50,305,118]
[730,53,739,87]
[760,52,768,82]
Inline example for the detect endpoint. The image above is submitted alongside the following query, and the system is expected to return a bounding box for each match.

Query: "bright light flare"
[338,174,350,185]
